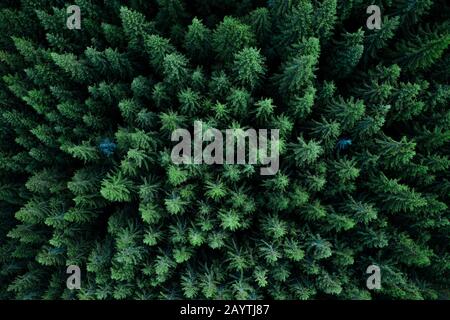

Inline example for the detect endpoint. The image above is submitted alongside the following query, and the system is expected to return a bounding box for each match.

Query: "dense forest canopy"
[0,0,448,300]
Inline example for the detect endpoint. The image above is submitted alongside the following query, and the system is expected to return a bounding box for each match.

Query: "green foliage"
[184,18,211,62]
[392,24,450,71]
[232,47,266,90]
[328,29,365,78]
[212,16,256,63]
[0,0,448,301]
